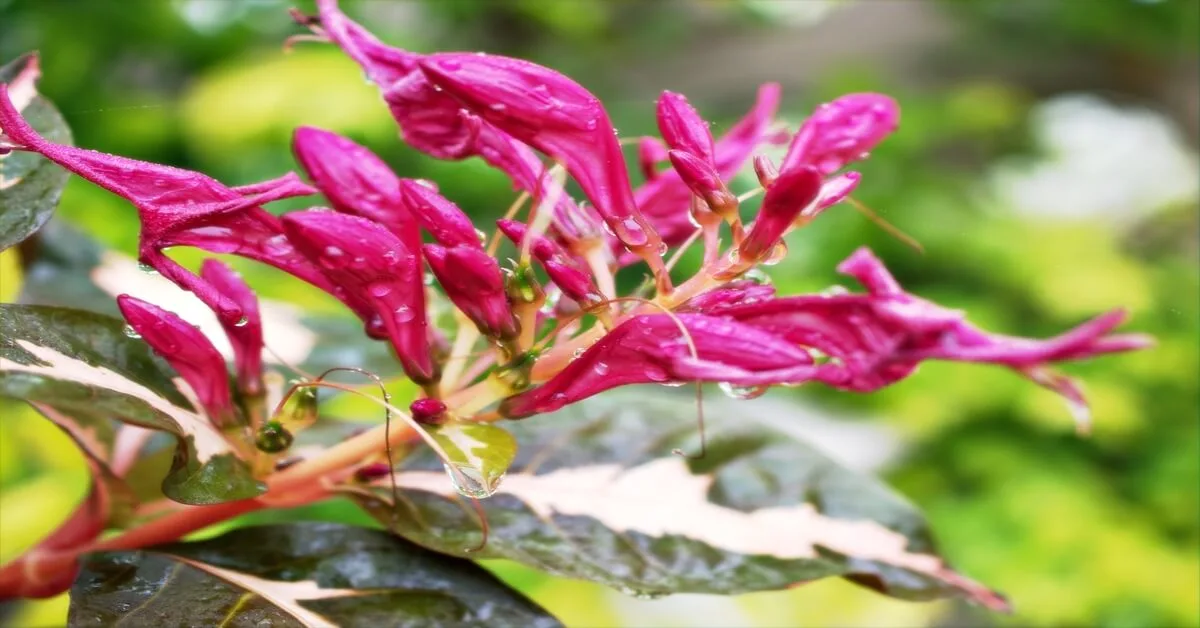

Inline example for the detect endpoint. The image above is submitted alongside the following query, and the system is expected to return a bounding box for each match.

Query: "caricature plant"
[0,1,1151,624]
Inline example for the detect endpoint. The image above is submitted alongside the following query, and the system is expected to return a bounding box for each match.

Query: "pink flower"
[419,52,664,255]
[291,126,420,249]
[0,85,385,328]
[780,93,899,176]
[634,83,783,248]
[397,180,482,249]
[496,219,603,307]
[739,165,824,260]
[281,210,436,384]
[424,244,519,340]
[656,91,715,163]
[198,260,264,396]
[306,0,604,249]
[117,295,237,426]
[500,313,813,418]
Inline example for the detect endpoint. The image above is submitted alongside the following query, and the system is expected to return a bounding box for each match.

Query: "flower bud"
[410,398,448,425]
[496,219,602,306]
[656,91,715,163]
[667,150,737,219]
[739,165,823,261]
[398,179,482,249]
[424,244,519,340]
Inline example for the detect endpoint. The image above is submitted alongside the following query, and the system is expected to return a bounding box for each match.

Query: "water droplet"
[439,58,462,71]
[743,268,772,285]
[137,262,159,275]
[593,362,609,375]
[584,118,598,131]
[489,103,507,113]
[572,347,587,359]
[821,284,849,297]
[233,316,249,328]
[761,241,788,266]
[423,272,436,286]
[263,234,293,255]
[659,380,686,388]
[122,325,142,339]
[369,284,392,298]
[393,305,415,323]
[475,228,488,245]
[718,382,769,400]
[321,245,347,269]
[443,463,503,498]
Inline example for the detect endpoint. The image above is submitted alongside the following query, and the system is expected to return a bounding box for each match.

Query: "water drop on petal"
[122,325,142,339]
[718,382,769,400]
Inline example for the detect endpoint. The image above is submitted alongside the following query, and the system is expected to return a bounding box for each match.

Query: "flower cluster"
[0,0,1150,449]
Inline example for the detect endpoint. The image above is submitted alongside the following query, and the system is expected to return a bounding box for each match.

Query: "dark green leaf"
[0,53,72,251]
[0,304,264,504]
[68,522,562,628]
[355,390,1009,610]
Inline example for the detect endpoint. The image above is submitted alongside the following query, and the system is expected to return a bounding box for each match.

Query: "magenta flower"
[198,260,264,396]
[280,210,436,385]
[5,3,1148,441]
[424,244,519,341]
[418,52,665,258]
[500,313,814,418]
[304,0,604,250]
[292,126,419,248]
[117,295,238,427]
[496,219,603,307]
[780,93,900,175]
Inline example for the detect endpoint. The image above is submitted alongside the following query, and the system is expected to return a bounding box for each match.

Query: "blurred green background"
[1,0,1197,626]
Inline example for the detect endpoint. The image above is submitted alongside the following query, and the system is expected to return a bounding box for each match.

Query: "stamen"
[521,164,566,265]
[847,196,924,253]
[485,190,531,257]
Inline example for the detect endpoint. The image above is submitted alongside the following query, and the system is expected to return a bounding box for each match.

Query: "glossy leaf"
[68,523,562,627]
[356,390,1009,610]
[0,53,72,251]
[0,304,264,504]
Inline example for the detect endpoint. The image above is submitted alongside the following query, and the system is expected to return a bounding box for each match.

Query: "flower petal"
[781,93,899,176]
[424,244,518,340]
[281,210,435,383]
[199,260,264,396]
[116,295,235,425]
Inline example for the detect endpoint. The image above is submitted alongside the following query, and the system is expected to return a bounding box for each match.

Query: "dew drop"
[489,103,507,113]
[761,241,788,266]
[369,283,393,298]
[593,362,609,375]
[122,325,142,339]
[233,316,249,328]
[743,267,772,285]
[572,347,587,359]
[393,305,415,323]
[321,245,347,269]
[423,272,436,286]
[443,463,503,499]
[263,234,293,255]
[584,119,598,131]
[475,228,488,245]
[659,380,686,388]
[718,382,769,400]
[821,284,849,297]
[137,262,159,275]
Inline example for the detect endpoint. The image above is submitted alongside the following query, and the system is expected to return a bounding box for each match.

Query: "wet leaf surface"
[355,390,1009,610]
[0,53,72,251]
[0,304,263,504]
[68,522,562,628]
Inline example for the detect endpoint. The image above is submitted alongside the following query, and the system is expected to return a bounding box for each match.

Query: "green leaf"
[0,304,264,505]
[354,390,1009,610]
[0,53,72,251]
[68,523,562,627]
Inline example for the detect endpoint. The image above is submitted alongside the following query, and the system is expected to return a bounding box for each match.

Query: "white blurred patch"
[991,94,1199,224]
[92,251,317,366]
[743,0,844,27]
[707,393,905,473]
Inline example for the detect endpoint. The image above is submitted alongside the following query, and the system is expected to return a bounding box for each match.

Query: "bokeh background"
[1,0,1197,626]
